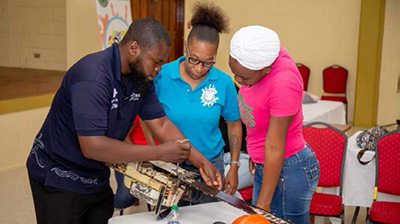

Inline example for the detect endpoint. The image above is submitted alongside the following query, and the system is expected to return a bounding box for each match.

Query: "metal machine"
[109,161,291,224]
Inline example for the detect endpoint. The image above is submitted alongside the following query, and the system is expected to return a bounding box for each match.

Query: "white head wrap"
[230,25,280,70]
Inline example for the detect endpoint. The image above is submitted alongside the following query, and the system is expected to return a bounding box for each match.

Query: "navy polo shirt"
[26,43,165,194]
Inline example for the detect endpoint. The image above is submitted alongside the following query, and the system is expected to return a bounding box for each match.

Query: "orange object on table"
[232,214,271,224]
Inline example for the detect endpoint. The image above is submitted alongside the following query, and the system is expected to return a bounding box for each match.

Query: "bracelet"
[230,160,241,167]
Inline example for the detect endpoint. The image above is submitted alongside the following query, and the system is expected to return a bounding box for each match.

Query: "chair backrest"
[296,63,310,91]
[322,65,348,94]
[303,122,347,192]
[375,129,400,195]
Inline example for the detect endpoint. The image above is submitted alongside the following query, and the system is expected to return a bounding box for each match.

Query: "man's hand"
[224,166,238,195]
[198,161,223,190]
[158,140,191,163]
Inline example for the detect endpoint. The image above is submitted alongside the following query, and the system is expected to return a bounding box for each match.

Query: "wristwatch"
[230,160,241,167]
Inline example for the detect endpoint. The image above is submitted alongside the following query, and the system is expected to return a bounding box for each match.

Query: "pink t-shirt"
[238,47,305,164]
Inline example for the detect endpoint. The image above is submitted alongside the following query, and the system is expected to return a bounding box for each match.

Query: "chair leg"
[310,214,315,224]
[342,210,345,224]
[351,206,360,224]
[119,209,124,216]
[366,207,370,224]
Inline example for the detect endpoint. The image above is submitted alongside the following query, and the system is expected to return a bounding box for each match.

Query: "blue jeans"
[179,150,225,206]
[114,170,138,209]
[252,146,319,224]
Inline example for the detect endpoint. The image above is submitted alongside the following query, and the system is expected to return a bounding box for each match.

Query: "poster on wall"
[96,0,132,50]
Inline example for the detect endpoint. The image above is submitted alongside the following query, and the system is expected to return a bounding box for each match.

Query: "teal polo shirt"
[154,56,240,160]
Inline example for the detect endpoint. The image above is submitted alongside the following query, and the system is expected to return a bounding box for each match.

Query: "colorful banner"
[96,0,132,50]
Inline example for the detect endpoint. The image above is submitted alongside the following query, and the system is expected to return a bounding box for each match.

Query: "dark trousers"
[29,175,114,224]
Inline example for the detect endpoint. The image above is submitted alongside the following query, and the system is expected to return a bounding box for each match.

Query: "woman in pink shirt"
[229,25,320,224]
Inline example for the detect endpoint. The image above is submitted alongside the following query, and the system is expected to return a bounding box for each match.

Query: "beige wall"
[0,0,101,173]
[185,0,361,123]
[377,0,400,125]
[0,0,102,71]
[66,0,100,69]
[0,0,67,71]
[2,0,397,172]
[0,107,49,173]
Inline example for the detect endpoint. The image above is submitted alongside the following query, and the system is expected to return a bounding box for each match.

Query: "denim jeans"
[179,150,225,206]
[252,146,319,224]
[114,170,138,209]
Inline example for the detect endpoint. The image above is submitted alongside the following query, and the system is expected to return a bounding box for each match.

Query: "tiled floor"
[0,166,368,224]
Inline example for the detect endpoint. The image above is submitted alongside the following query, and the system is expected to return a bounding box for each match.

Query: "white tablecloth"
[324,131,400,207]
[302,100,346,125]
[342,131,377,207]
[108,202,247,224]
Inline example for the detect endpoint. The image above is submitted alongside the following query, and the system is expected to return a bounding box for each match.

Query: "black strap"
[357,149,375,165]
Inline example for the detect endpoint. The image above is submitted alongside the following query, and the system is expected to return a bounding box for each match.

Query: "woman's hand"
[256,202,271,212]
[249,158,256,177]
[199,161,223,190]
[224,166,239,195]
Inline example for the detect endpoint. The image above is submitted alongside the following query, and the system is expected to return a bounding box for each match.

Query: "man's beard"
[128,58,148,97]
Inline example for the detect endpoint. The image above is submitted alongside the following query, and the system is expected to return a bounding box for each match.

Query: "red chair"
[238,186,253,202]
[321,65,348,104]
[367,129,400,224]
[296,63,311,91]
[303,122,348,224]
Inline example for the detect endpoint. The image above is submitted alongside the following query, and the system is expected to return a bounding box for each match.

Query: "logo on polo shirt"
[127,92,140,102]
[30,133,45,168]
[201,84,219,107]
[51,167,98,185]
[237,93,255,127]
[111,88,118,110]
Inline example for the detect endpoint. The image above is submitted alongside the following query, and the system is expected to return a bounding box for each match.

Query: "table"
[108,202,247,224]
[324,131,400,207]
[322,131,400,224]
[341,131,378,207]
[331,124,351,133]
[302,100,346,125]
[343,131,400,206]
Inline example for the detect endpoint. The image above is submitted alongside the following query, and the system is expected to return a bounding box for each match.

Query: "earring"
[265,66,272,74]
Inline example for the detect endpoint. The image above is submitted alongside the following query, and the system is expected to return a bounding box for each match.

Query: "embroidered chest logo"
[111,88,118,110]
[237,93,255,127]
[127,92,140,102]
[200,84,219,107]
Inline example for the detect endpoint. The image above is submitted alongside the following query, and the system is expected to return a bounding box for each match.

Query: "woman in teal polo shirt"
[154,1,242,204]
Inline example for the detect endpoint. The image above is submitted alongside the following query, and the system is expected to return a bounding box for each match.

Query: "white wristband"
[230,161,241,167]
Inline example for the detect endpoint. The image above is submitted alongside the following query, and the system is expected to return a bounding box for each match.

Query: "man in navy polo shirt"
[26,18,222,224]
